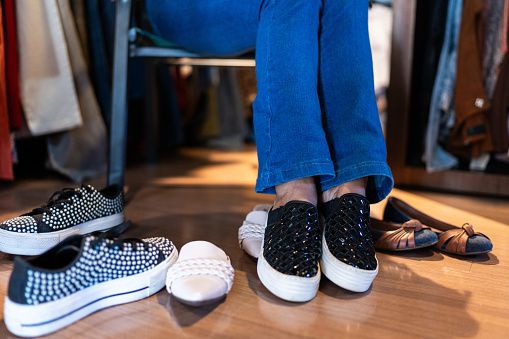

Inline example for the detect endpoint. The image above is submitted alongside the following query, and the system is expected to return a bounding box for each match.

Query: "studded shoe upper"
[263,201,322,278]
[0,185,123,233]
[7,222,174,305]
[322,193,377,271]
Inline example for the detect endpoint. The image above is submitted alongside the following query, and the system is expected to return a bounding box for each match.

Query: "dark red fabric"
[0,0,14,180]
[3,0,21,130]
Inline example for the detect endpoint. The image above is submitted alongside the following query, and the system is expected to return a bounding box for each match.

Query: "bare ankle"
[274,177,318,209]
[321,177,367,203]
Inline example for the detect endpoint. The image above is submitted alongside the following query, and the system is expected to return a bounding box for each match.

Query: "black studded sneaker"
[4,222,178,337]
[257,201,322,302]
[320,193,378,292]
[0,185,124,255]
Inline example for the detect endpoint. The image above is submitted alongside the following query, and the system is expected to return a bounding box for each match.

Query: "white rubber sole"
[0,212,125,255]
[320,234,378,293]
[4,247,178,337]
[257,252,320,302]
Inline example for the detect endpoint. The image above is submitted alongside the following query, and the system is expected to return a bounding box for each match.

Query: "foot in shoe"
[320,193,378,293]
[4,221,178,337]
[166,241,234,306]
[0,184,125,255]
[257,201,322,302]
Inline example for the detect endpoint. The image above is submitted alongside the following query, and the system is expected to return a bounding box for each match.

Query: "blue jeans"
[146,0,393,203]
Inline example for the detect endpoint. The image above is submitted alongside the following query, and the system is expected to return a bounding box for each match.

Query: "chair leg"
[108,0,132,187]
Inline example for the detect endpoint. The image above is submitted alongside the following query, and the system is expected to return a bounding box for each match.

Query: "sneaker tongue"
[26,235,84,269]
[52,244,81,268]
[30,214,42,222]
[23,188,79,216]
[46,188,79,207]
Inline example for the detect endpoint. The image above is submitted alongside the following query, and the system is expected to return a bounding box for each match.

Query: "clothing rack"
[386,0,509,197]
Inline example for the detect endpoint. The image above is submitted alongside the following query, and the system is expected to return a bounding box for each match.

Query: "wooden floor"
[0,147,508,338]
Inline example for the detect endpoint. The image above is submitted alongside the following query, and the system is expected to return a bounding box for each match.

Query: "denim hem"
[255,161,335,194]
[319,161,393,204]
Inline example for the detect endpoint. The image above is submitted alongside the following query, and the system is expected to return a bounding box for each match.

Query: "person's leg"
[146,0,392,204]
[317,0,393,204]
[147,0,336,209]
[252,0,334,302]
[253,0,335,205]
[145,0,260,56]
[273,177,317,208]
[309,0,393,294]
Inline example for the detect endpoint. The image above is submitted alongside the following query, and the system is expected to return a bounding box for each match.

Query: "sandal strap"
[374,219,426,250]
[167,258,235,293]
[238,220,265,241]
[436,223,489,254]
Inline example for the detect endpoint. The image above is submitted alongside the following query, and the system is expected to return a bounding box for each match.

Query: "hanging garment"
[503,0,509,54]
[85,0,111,125]
[0,0,14,180]
[424,0,463,172]
[16,0,82,136]
[483,0,505,99]
[46,0,108,182]
[3,0,22,130]
[211,68,248,148]
[155,64,183,149]
[407,0,449,167]
[446,0,493,159]
[70,0,90,65]
[98,0,115,61]
[368,3,392,95]
[488,2,509,154]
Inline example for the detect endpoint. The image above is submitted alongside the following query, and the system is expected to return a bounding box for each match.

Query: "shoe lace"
[90,221,149,252]
[23,185,93,216]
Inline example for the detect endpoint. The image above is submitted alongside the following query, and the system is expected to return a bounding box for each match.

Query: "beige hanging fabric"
[16,0,82,136]
[45,0,108,182]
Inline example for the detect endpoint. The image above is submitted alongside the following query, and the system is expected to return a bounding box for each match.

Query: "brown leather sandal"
[383,197,493,255]
[370,218,438,251]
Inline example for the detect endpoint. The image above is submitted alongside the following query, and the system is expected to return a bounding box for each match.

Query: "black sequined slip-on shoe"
[4,222,178,337]
[320,193,378,293]
[257,201,322,302]
[0,185,124,255]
